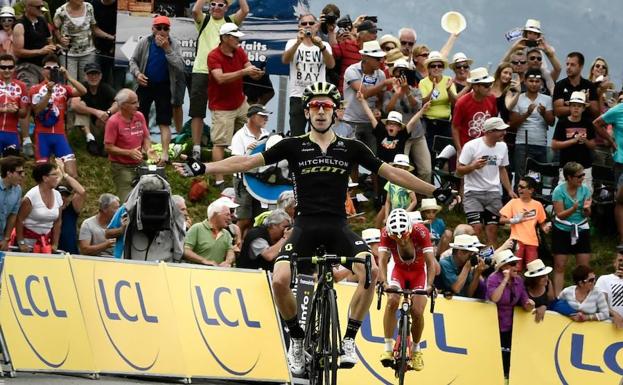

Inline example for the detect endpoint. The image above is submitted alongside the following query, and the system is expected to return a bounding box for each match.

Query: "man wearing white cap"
[457,117,515,246]
[183,197,239,266]
[452,67,498,152]
[343,40,390,153]
[208,22,264,187]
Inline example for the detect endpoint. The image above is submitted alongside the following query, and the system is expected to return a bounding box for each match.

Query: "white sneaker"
[340,337,358,368]
[287,338,305,375]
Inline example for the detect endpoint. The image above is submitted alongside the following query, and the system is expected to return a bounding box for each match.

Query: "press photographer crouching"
[437,233,489,298]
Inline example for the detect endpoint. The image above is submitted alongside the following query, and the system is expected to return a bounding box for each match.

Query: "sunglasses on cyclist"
[307,100,336,110]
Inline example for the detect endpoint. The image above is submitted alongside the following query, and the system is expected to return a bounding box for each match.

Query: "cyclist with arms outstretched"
[378,208,436,371]
[175,81,454,375]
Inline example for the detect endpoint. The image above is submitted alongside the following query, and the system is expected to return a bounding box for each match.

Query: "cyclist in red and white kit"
[0,54,28,156]
[378,208,436,371]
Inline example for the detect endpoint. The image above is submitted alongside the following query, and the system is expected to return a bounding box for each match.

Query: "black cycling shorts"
[275,215,371,274]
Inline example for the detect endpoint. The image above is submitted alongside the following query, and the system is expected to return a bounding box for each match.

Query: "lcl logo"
[7,274,69,368]
[95,278,160,371]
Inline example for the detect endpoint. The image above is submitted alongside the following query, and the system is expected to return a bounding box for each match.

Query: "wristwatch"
[106,110,112,117]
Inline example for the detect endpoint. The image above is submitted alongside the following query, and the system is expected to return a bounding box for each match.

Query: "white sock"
[384,338,394,352]
[438,144,456,159]
[22,137,32,145]
[413,342,421,352]
[86,133,95,142]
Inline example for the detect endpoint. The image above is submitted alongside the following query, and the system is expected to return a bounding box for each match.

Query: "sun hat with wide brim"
[467,67,494,84]
[441,11,467,34]
[381,111,406,128]
[358,40,386,58]
[524,259,553,277]
[379,34,401,50]
[449,52,473,70]
[449,234,479,253]
[569,91,590,106]
[419,198,442,213]
[494,249,521,270]
[390,153,414,171]
[424,50,448,68]
[385,48,407,66]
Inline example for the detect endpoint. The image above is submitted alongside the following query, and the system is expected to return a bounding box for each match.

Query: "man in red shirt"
[0,54,29,156]
[378,208,435,371]
[104,88,154,202]
[208,22,264,188]
[451,67,498,153]
[30,53,86,178]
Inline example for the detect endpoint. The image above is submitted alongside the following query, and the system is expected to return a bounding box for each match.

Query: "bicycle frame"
[290,250,372,385]
[376,285,436,384]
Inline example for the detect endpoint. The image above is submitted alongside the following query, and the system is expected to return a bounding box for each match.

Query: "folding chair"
[524,157,559,208]
[431,135,460,188]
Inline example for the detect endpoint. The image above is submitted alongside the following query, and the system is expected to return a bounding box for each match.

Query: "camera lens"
[305,30,312,37]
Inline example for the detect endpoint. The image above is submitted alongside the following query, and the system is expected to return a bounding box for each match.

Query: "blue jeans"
[514,144,547,178]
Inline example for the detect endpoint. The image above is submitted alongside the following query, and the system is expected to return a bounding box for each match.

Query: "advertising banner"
[0,255,96,373]
[335,283,505,385]
[510,310,623,384]
[164,265,290,382]
[70,257,186,376]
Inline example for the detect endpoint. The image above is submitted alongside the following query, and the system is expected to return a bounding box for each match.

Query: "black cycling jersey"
[261,133,384,217]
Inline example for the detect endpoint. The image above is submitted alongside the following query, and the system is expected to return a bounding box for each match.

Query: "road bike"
[376,283,436,385]
[290,249,372,385]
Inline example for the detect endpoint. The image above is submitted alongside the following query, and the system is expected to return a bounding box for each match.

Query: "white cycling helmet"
[386,208,412,238]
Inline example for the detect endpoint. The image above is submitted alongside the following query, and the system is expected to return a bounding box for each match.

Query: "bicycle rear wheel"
[397,314,410,385]
[327,290,339,385]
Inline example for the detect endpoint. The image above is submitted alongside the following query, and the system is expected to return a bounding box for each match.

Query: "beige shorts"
[210,102,249,146]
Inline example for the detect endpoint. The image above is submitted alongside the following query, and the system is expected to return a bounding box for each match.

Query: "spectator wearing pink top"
[104,88,154,201]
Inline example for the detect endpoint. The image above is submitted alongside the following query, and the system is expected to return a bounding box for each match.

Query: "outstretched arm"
[377,163,435,196]
[174,153,265,176]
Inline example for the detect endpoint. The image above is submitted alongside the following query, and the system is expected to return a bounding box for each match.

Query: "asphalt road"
[2,372,287,385]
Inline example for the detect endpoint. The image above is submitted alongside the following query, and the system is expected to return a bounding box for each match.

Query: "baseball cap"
[247,104,272,117]
[84,62,101,74]
[56,185,73,195]
[357,20,381,34]
[152,15,171,26]
[220,23,245,37]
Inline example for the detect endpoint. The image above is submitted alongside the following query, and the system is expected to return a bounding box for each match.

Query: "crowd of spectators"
[0,1,623,380]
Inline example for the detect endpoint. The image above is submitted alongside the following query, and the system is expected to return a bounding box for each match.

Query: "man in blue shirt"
[0,156,24,250]
[128,15,184,164]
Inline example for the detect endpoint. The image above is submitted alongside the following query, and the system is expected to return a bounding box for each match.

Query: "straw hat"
[493,249,521,270]
[449,52,473,70]
[524,259,553,277]
[379,34,401,50]
[385,48,407,66]
[467,67,494,84]
[441,11,467,34]
[419,198,441,213]
[569,91,589,106]
[390,153,414,171]
[449,234,479,252]
[424,50,448,68]
[524,19,542,34]
[359,40,386,58]
[362,228,381,244]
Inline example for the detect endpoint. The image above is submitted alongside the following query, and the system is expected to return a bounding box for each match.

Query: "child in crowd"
[419,198,453,257]
[499,176,551,271]
[551,91,596,193]
[333,101,353,138]
[384,154,418,222]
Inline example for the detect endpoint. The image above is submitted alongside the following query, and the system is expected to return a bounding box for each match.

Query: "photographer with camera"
[30,53,85,178]
[282,13,334,136]
[438,233,487,298]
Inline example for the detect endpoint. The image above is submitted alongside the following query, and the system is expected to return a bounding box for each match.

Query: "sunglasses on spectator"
[307,100,336,110]
[529,56,542,61]
[154,25,169,31]
[417,52,429,57]
[478,83,493,88]
[583,277,596,283]
[507,261,518,267]
[401,41,415,46]
[210,2,226,8]
[43,65,59,70]
[455,64,470,70]
[594,63,607,69]
[429,64,444,69]
[382,45,396,52]
[0,65,14,70]
[300,21,315,26]
[511,60,527,65]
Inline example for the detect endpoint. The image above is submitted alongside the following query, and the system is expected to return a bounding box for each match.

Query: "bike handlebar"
[376,283,437,313]
[289,253,373,289]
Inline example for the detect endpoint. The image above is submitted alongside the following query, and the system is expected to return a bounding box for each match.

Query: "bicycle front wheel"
[397,313,410,385]
[305,292,322,385]
[327,290,339,385]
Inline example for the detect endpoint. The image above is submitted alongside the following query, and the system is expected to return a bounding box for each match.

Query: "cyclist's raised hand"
[433,185,460,207]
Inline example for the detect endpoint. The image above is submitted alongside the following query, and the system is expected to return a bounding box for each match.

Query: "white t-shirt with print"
[285,39,332,98]
[596,273,623,317]
[459,137,509,192]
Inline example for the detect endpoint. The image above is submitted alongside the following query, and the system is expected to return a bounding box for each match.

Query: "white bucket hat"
[524,259,553,278]
[493,249,521,270]
[419,198,441,213]
[569,91,589,105]
[524,19,542,34]
[392,58,410,72]
[390,153,414,171]
[381,111,405,128]
[362,228,381,244]
[449,52,473,70]
[359,40,386,58]
[449,234,479,252]
[467,67,494,84]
